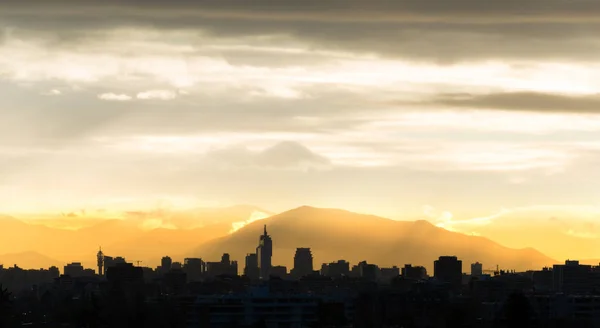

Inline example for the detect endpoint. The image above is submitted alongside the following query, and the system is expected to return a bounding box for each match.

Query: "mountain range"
[0,205,558,272]
[0,205,271,269]
[192,206,556,273]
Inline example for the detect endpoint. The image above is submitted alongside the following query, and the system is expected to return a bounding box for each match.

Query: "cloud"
[98,93,132,101]
[2,0,600,63]
[432,92,600,113]
[229,210,270,233]
[206,141,331,170]
[41,89,61,96]
[136,90,177,100]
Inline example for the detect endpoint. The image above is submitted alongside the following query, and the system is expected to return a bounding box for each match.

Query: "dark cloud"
[1,1,600,62]
[432,92,600,113]
[3,0,600,21]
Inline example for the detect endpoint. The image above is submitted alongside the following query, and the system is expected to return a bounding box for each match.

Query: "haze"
[1,1,600,265]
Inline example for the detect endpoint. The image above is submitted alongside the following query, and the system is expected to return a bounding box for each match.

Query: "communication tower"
[97,247,104,276]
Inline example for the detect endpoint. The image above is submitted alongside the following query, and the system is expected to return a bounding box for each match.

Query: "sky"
[1,0,600,237]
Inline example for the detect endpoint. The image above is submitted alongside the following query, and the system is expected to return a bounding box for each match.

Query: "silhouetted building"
[271,265,287,279]
[190,286,326,327]
[434,256,462,287]
[97,247,104,276]
[380,266,400,284]
[291,247,314,279]
[63,262,84,277]
[163,269,187,295]
[553,260,598,294]
[471,262,483,276]
[321,260,350,278]
[172,261,182,270]
[184,258,204,282]
[256,224,273,280]
[161,256,172,271]
[355,261,379,282]
[106,262,144,285]
[401,264,427,280]
[244,253,260,280]
[206,253,238,277]
[532,267,554,292]
[102,256,113,275]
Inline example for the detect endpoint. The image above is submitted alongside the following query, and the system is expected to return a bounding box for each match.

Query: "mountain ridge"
[192,206,556,273]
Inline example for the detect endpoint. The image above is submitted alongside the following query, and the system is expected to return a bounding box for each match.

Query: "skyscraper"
[97,247,104,276]
[244,253,260,280]
[291,248,314,279]
[256,224,272,280]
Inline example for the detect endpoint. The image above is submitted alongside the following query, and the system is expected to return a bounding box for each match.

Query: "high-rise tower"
[256,224,272,280]
[291,248,313,279]
[97,247,104,276]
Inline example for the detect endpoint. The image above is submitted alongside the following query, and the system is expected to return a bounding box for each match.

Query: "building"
[291,248,314,279]
[183,258,204,282]
[206,253,238,278]
[64,262,84,277]
[553,260,598,294]
[321,260,350,278]
[380,266,400,284]
[106,262,144,285]
[97,247,104,276]
[244,253,260,280]
[189,286,323,328]
[256,225,273,280]
[471,262,483,277]
[271,266,288,279]
[161,256,173,271]
[353,261,379,282]
[103,256,126,275]
[401,264,427,280]
[434,256,463,287]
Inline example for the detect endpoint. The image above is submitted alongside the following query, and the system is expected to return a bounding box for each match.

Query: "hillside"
[0,251,62,269]
[0,205,271,269]
[192,206,556,273]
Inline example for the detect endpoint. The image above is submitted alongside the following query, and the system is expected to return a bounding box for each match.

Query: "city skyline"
[1,204,598,272]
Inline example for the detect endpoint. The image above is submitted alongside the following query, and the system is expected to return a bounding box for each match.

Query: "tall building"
[97,247,104,276]
[161,256,173,271]
[256,225,272,280]
[434,256,462,287]
[471,262,483,276]
[291,248,314,279]
[244,253,260,280]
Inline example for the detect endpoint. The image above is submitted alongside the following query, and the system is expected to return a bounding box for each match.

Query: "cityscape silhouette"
[1,0,599,327]
[2,222,600,327]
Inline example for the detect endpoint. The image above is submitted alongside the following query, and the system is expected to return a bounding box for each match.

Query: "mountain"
[192,206,556,272]
[0,251,62,269]
[0,205,271,269]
